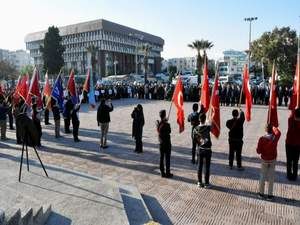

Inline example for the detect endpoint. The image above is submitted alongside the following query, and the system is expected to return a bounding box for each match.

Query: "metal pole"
[261,58,264,81]
[135,44,138,75]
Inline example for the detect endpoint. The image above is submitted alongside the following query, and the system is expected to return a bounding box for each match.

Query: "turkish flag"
[172,77,185,133]
[67,69,79,104]
[200,60,210,112]
[289,54,300,110]
[83,69,90,93]
[268,63,278,127]
[18,74,30,101]
[26,68,42,108]
[242,64,252,121]
[43,72,52,97]
[209,74,220,138]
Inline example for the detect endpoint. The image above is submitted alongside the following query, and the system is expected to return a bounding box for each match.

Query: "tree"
[40,26,65,76]
[251,27,297,85]
[168,65,177,82]
[188,39,214,83]
[0,60,18,80]
[20,65,34,76]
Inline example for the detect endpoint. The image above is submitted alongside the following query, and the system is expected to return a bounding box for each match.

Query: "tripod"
[19,132,48,182]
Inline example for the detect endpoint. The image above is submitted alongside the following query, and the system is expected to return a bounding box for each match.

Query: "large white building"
[25,19,164,77]
[0,49,33,71]
[218,50,247,76]
[166,57,196,73]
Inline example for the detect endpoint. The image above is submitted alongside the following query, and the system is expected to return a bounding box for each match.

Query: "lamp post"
[244,17,258,73]
[261,57,264,82]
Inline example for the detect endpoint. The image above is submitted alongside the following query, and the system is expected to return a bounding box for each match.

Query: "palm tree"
[188,39,214,83]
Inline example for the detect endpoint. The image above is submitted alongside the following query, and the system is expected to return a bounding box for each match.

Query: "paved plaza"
[0,98,299,225]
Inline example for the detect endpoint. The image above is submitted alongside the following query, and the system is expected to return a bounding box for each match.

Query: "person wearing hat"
[156,109,173,178]
[131,104,145,153]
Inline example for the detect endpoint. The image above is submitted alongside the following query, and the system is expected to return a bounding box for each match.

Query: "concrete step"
[2,205,52,225]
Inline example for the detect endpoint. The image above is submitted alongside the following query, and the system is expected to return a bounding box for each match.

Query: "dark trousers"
[72,121,79,141]
[192,138,197,162]
[64,118,71,133]
[44,109,50,124]
[8,111,14,129]
[229,140,243,168]
[34,120,42,146]
[286,144,300,180]
[159,144,171,175]
[198,149,212,184]
[135,137,143,153]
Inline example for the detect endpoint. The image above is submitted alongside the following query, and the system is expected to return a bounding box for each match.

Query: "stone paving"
[1,98,300,225]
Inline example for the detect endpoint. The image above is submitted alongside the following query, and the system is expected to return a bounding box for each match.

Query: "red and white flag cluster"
[242,64,252,121]
[172,77,185,133]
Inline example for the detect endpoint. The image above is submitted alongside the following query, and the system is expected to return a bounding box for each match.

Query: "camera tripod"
[19,133,48,182]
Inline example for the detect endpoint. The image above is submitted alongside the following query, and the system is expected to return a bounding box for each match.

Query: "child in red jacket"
[256,124,281,200]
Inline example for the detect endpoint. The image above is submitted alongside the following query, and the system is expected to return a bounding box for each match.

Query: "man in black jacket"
[226,109,245,170]
[63,95,74,134]
[156,110,173,178]
[187,103,200,164]
[71,104,80,142]
[97,98,113,149]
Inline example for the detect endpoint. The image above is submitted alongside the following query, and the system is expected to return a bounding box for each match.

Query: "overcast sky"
[1,0,300,59]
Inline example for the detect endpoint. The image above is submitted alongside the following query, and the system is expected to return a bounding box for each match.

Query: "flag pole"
[167,73,180,120]
[207,63,219,121]
[297,19,300,108]
[268,61,275,124]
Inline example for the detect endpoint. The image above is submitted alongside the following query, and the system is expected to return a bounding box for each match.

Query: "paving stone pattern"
[1,99,299,225]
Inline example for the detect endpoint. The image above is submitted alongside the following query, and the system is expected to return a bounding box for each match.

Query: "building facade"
[218,50,247,76]
[25,19,164,77]
[0,49,33,71]
[167,57,196,73]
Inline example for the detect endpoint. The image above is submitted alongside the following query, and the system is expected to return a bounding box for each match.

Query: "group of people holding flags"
[167,58,300,199]
[0,67,96,145]
[0,54,299,200]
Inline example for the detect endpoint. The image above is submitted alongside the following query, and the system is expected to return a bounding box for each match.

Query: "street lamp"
[129,33,144,75]
[244,17,258,72]
[113,57,118,76]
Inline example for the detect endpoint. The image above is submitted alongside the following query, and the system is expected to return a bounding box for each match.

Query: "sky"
[1,0,300,60]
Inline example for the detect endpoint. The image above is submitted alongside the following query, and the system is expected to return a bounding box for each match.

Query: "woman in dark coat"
[131,104,145,153]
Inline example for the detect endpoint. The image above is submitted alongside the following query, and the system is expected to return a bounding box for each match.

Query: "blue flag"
[88,69,96,108]
[51,74,64,111]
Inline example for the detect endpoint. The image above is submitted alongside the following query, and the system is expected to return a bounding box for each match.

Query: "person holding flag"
[226,109,245,170]
[43,72,52,125]
[51,73,64,138]
[188,103,200,164]
[156,109,173,178]
[285,52,300,181]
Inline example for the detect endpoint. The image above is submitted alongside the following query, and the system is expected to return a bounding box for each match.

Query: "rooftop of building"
[25,18,164,45]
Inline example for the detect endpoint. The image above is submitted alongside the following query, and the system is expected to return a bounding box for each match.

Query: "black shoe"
[45,123,51,125]
[103,145,108,149]
[258,193,264,199]
[166,173,173,178]
[191,159,196,164]
[237,166,245,171]
[197,182,204,188]
[74,139,81,142]
[161,173,166,178]
[204,183,211,189]
[267,195,274,200]
[9,127,14,130]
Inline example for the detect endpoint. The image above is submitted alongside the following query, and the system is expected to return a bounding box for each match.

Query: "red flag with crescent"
[242,64,252,121]
[200,60,210,112]
[268,63,278,127]
[172,77,185,133]
[209,74,220,138]
[289,54,300,110]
